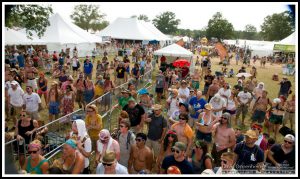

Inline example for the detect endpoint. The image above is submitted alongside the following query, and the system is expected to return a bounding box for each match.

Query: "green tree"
[5,5,53,38]
[138,14,150,22]
[206,12,234,41]
[70,5,106,32]
[260,11,294,41]
[152,11,180,35]
[90,20,109,32]
[243,24,257,40]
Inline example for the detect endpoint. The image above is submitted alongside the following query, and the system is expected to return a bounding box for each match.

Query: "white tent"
[278,32,295,45]
[153,43,193,58]
[5,28,45,45]
[97,17,169,41]
[19,13,103,57]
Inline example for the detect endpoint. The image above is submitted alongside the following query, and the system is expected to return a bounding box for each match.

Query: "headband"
[65,139,77,149]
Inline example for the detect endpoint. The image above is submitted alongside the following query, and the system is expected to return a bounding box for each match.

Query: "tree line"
[5,4,295,41]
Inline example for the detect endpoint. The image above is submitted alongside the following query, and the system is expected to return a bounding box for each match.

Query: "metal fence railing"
[4,66,153,173]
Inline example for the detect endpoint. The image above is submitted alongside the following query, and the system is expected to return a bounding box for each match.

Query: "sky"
[47,2,294,32]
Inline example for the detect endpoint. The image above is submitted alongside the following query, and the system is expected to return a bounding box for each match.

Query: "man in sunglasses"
[234,129,264,174]
[212,112,236,167]
[266,134,295,173]
[160,142,194,174]
[215,152,238,174]
[96,151,128,174]
[128,133,153,174]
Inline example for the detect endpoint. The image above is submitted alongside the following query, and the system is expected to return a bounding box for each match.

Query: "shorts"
[196,130,212,143]
[37,89,48,95]
[49,101,60,115]
[224,109,236,115]
[76,90,84,103]
[251,110,266,124]
[146,139,160,157]
[192,81,200,89]
[9,105,22,120]
[72,66,79,71]
[155,88,163,94]
[27,110,40,120]
[27,79,38,90]
[269,113,283,124]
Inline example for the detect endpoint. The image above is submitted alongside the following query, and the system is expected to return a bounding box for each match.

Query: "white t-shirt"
[178,87,190,103]
[238,91,252,104]
[72,58,79,67]
[8,87,25,107]
[226,97,236,111]
[83,138,92,168]
[23,93,41,112]
[167,96,179,117]
[209,98,226,117]
[218,88,231,100]
[96,162,128,174]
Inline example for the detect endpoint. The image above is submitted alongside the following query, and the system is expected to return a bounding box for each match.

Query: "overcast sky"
[6,2,294,31]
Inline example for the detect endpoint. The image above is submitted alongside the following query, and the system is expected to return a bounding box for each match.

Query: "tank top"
[38,78,47,91]
[199,112,212,126]
[61,151,78,174]
[18,119,35,144]
[26,156,48,174]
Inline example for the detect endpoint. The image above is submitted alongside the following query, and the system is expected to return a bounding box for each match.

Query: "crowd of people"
[4,40,295,175]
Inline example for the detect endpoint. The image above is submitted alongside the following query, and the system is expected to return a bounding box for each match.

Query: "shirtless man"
[251,90,272,126]
[170,113,193,157]
[25,63,38,92]
[128,133,153,174]
[47,81,61,122]
[191,68,202,90]
[206,79,220,102]
[211,112,236,167]
[74,73,85,109]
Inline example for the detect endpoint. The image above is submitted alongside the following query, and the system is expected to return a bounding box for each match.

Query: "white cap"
[11,81,19,86]
[284,134,295,142]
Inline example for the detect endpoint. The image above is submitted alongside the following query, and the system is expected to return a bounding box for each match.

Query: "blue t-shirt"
[189,97,207,119]
[17,55,25,68]
[161,155,194,174]
[234,142,264,173]
[84,62,93,74]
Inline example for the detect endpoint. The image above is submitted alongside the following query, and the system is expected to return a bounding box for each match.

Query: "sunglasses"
[28,150,38,154]
[221,160,228,164]
[284,140,293,144]
[135,138,144,142]
[179,117,187,121]
[171,148,181,154]
[120,125,126,128]
[103,163,113,167]
[221,117,228,120]
[20,114,26,117]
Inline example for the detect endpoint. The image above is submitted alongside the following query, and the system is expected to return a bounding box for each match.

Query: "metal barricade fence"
[4,67,154,172]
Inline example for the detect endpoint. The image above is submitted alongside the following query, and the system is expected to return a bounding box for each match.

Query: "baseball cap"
[179,102,189,111]
[284,134,295,143]
[172,142,186,152]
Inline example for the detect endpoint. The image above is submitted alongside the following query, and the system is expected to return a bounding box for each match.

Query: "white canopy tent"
[5,27,45,45]
[153,43,193,58]
[19,13,103,57]
[97,17,170,41]
[278,32,295,45]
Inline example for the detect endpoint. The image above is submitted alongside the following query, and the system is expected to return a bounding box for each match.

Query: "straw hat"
[204,103,212,111]
[101,151,116,164]
[51,81,58,86]
[152,104,162,110]
[244,130,258,139]
[87,104,97,112]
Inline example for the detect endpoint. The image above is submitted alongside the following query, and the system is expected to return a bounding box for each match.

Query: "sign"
[273,44,295,52]
[215,42,228,60]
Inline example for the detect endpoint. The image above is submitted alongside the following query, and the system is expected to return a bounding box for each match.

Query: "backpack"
[117,130,133,150]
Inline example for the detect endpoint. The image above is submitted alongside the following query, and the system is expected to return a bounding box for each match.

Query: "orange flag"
[215,42,228,60]
[176,39,185,47]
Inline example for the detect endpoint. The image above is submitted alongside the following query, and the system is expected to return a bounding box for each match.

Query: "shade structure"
[97,17,170,41]
[273,32,296,52]
[5,27,45,45]
[153,43,193,58]
[173,59,190,68]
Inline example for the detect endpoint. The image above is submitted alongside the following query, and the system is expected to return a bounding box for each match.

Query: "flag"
[215,42,228,60]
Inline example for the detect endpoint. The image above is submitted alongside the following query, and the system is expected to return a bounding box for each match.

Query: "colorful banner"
[215,42,228,60]
[273,44,295,52]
